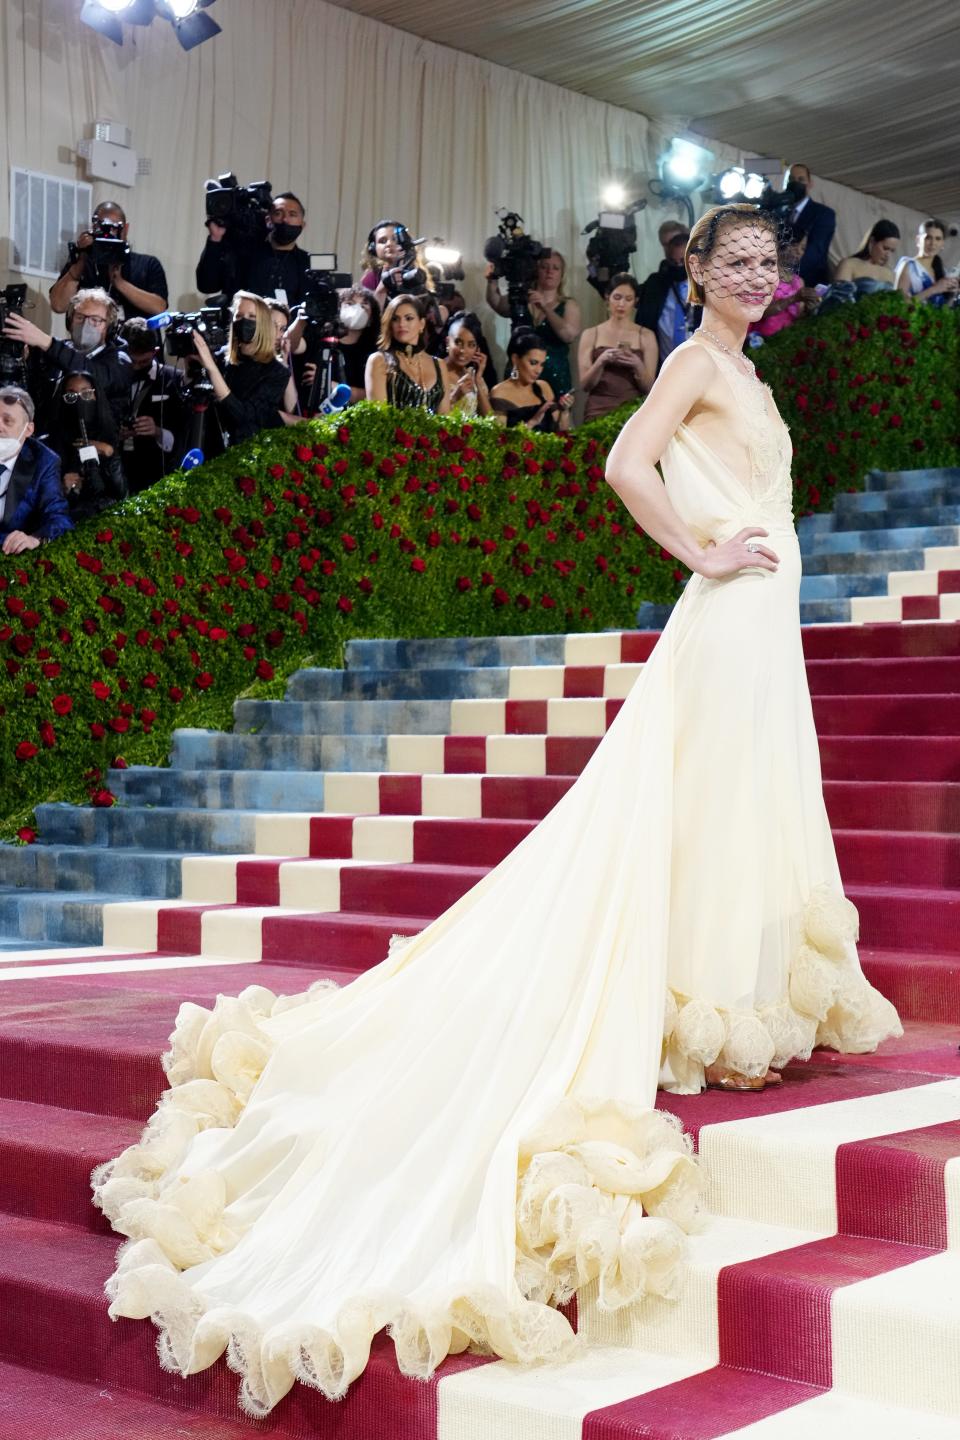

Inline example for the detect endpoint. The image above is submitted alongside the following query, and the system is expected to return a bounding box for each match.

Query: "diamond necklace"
[698,329,753,366]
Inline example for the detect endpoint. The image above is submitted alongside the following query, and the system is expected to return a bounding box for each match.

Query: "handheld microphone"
[146,311,173,331]
[179,448,205,471]
[318,383,352,415]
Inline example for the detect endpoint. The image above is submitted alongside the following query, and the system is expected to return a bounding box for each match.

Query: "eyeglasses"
[74,313,108,327]
[62,390,97,404]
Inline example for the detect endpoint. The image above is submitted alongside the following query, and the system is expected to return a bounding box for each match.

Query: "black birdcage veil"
[685,206,793,307]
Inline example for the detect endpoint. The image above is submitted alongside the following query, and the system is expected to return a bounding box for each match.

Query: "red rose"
[378,458,396,478]
[889,414,903,428]
[91,681,111,700]
[23,681,37,698]
[142,673,158,689]
[342,534,358,552]
[50,597,68,615]
[89,722,106,739]
[337,426,350,444]
[15,741,39,760]
[90,789,116,807]
[52,694,73,716]
[337,595,353,613]
[39,721,56,749]
[195,672,214,690]
[456,576,472,592]
[540,594,556,609]
[410,557,426,573]
[169,686,184,702]
[209,627,229,641]
[109,716,130,733]
[256,659,275,680]
[140,708,157,725]
[295,444,314,462]
[111,756,128,769]
[17,827,37,844]
[492,588,510,607]
[11,634,32,656]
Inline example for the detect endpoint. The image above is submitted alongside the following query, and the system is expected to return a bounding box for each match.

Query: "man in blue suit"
[785,162,836,287]
[0,386,73,555]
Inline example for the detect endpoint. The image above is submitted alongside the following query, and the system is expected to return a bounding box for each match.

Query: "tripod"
[303,332,346,416]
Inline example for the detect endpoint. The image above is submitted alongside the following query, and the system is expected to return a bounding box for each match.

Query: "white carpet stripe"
[579,1215,821,1355]
[697,1079,960,1232]
[715,1390,960,1438]
[945,1157,960,1249]
[831,1250,960,1416]
[0,944,140,965]
[0,952,261,981]
[436,1347,710,1440]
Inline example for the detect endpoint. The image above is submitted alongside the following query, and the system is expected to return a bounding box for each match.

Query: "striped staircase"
[1,477,960,1436]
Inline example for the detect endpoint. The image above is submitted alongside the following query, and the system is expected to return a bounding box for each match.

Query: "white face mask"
[0,421,28,464]
[339,302,369,332]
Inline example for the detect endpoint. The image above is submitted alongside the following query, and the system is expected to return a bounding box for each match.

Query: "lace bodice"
[704,344,793,509]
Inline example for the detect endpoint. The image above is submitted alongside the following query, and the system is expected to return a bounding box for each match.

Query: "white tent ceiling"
[328,0,960,218]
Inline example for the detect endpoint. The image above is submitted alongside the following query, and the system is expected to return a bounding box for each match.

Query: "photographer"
[360,221,422,309]
[578,274,656,423]
[117,318,187,493]
[4,288,132,427]
[309,286,381,405]
[486,249,580,397]
[49,201,168,322]
[191,291,289,447]
[196,192,311,307]
[47,372,126,523]
[365,295,452,415]
[0,386,72,554]
[490,329,573,433]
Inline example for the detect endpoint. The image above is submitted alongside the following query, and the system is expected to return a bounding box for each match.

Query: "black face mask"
[234,317,257,345]
[786,177,808,202]
[271,222,303,247]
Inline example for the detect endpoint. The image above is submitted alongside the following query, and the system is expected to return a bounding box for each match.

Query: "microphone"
[179,448,204,471]
[317,383,352,415]
[145,311,173,331]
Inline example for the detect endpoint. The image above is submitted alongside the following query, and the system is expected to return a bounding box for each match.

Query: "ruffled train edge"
[91,982,700,1415]
[660,883,903,1093]
[90,882,900,1413]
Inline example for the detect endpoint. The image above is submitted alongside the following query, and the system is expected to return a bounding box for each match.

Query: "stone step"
[799,574,889,600]
[798,501,960,536]
[285,665,511,702]
[32,802,261,853]
[801,548,924,576]
[807,524,960,556]
[344,632,569,671]
[0,844,186,898]
[110,764,330,811]
[232,696,456,737]
[170,728,389,772]
[866,466,960,492]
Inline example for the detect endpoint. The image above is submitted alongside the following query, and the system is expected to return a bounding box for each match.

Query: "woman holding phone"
[490,329,574,432]
[578,273,657,422]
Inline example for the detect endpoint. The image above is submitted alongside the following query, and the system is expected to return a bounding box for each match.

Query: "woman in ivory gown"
[93,205,901,1417]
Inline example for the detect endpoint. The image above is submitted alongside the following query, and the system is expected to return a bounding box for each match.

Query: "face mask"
[234,316,257,345]
[0,422,28,464]
[271,222,303,247]
[71,319,104,353]
[786,177,808,202]
[339,302,369,332]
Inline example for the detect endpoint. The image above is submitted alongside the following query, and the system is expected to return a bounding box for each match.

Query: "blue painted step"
[112,765,329,811]
[0,844,185,897]
[232,698,456,737]
[344,635,567,671]
[865,467,960,491]
[285,666,514,702]
[799,574,889,601]
[798,504,960,537]
[806,523,959,556]
[170,729,389,772]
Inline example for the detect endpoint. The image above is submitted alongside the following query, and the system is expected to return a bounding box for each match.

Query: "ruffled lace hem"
[92,978,700,1413]
[660,884,903,1093]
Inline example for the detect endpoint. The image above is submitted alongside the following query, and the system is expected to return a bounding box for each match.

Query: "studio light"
[743,172,766,200]
[718,166,746,200]
[708,167,769,205]
[424,243,462,268]
[602,183,627,209]
[648,137,714,227]
[79,0,221,48]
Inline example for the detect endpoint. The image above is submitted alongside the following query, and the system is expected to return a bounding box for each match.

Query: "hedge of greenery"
[2,291,958,836]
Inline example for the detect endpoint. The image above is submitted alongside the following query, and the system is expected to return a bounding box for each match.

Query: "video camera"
[300,254,353,332]
[378,225,429,300]
[204,172,273,248]
[583,199,647,298]
[483,210,548,324]
[758,176,806,225]
[89,215,129,269]
[162,303,232,360]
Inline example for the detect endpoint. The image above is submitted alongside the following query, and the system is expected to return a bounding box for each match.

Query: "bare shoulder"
[659,339,716,385]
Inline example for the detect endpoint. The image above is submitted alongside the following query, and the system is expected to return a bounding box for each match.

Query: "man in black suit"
[0,386,72,555]
[785,163,836,287]
[117,319,188,493]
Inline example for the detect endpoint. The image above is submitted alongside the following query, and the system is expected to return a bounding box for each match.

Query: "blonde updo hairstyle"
[684,204,783,307]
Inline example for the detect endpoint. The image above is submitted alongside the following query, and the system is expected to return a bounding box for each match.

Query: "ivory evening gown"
[93,342,901,1416]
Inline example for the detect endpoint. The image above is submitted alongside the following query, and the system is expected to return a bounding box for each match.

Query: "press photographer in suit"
[784,163,836,287]
[0,386,72,554]
[117,319,187,492]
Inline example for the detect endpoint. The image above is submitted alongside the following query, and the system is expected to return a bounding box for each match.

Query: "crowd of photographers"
[0,164,956,551]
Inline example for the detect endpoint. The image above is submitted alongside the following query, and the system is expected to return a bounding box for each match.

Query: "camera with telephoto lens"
[483,210,548,323]
[0,284,28,380]
[300,255,353,333]
[163,303,231,359]
[583,199,647,298]
[90,215,130,268]
[204,172,273,248]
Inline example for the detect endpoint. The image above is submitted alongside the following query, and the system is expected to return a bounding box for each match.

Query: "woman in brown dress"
[578,273,657,423]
